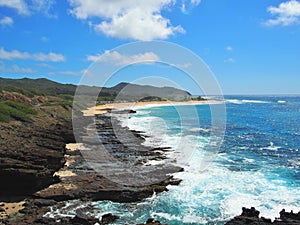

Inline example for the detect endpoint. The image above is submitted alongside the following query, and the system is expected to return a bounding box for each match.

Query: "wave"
[260,142,281,151]
[86,103,300,224]
[226,99,270,104]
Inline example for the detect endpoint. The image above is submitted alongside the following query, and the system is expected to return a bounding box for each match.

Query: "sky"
[0,0,300,95]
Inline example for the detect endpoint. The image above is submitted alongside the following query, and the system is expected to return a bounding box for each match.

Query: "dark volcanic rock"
[101,213,120,225]
[70,213,99,225]
[33,214,99,225]
[0,105,74,199]
[111,109,137,114]
[136,218,167,225]
[225,207,300,225]
[3,103,183,224]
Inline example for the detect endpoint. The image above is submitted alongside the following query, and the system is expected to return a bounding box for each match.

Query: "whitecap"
[277,100,286,103]
[151,212,182,221]
[260,142,281,151]
[241,100,269,104]
[226,99,269,104]
[226,99,243,104]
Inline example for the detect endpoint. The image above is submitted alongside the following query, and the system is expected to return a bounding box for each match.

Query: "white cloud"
[265,0,300,26]
[0,16,14,27]
[0,0,56,17]
[224,58,235,63]
[0,61,35,73]
[226,46,233,51]
[87,51,160,65]
[0,47,66,62]
[0,0,29,15]
[68,0,200,40]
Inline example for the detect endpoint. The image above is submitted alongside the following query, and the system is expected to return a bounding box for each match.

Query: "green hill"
[0,77,191,101]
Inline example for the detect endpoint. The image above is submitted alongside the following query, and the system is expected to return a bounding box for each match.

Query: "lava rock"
[100,213,120,224]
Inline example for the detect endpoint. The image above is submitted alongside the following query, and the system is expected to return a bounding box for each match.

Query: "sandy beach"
[83,99,221,116]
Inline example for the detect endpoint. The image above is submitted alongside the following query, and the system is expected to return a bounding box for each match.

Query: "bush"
[58,100,73,109]
[0,101,37,122]
[0,85,43,97]
[4,101,37,115]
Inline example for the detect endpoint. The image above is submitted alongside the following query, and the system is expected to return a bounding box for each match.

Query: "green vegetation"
[0,100,37,122]
[138,96,167,102]
[191,96,206,101]
[0,78,76,96]
[0,85,44,97]
[57,100,73,109]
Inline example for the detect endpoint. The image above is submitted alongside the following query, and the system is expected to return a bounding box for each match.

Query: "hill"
[111,82,191,101]
[0,77,191,101]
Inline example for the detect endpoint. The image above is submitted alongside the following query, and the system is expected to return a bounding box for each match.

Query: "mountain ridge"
[0,77,191,101]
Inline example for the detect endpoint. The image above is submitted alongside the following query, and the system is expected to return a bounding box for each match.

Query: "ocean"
[54,96,300,224]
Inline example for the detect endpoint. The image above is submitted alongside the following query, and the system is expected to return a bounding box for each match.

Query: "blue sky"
[0,0,300,94]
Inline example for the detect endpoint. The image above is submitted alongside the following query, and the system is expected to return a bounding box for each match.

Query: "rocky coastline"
[224,207,300,225]
[1,109,182,224]
[1,101,299,224]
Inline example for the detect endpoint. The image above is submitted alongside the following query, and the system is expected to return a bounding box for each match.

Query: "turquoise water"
[94,96,300,224]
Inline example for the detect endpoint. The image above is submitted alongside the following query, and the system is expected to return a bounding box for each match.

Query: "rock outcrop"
[225,207,300,225]
[0,104,74,198]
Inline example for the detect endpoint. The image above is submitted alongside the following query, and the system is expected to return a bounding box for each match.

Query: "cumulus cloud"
[0,47,66,62]
[265,0,300,26]
[87,51,160,65]
[0,16,14,27]
[69,0,200,40]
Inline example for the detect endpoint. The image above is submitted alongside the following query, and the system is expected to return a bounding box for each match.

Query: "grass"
[42,100,73,109]
[0,85,44,97]
[0,101,37,122]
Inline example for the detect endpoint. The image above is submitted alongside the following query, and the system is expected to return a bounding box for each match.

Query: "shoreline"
[12,110,182,224]
[83,99,222,116]
[4,97,299,224]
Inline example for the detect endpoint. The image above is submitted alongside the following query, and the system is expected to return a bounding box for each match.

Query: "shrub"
[0,101,37,122]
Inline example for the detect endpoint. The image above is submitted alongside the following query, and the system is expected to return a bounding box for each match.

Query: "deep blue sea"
[50,96,300,224]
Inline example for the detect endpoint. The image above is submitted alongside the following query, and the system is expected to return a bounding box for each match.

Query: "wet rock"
[32,199,57,207]
[70,213,99,225]
[225,207,300,225]
[100,213,120,224]
[240,207,259,217]
[111,109,136,114]
[279,209,300,221]
[136,218,167,225]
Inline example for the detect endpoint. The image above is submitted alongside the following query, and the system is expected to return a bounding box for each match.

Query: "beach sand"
[83,100,220,116]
